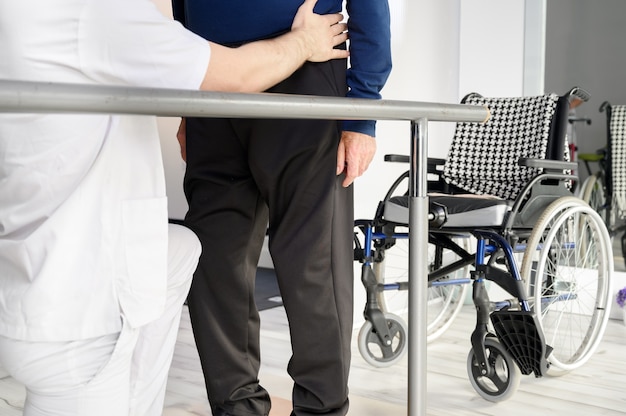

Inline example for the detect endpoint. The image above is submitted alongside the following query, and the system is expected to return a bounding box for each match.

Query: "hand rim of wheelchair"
[534,203,611,371]
[520,196,613,373]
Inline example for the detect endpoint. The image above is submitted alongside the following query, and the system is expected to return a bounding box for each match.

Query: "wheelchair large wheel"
[373,233,471,343]
[357,312,407,367]
[580,173,608,225]
[466,337,521,402]
[520,197,613,373]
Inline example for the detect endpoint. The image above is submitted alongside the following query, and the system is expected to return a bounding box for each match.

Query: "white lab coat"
[0,0,211,341]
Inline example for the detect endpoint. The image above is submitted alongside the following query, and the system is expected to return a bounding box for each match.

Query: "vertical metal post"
[407,118,429,416]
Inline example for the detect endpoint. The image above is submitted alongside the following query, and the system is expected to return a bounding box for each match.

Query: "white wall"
[459,1,525,97]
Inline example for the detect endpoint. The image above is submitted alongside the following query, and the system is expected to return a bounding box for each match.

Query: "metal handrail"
[0,80,488,123]
[0,79,489,416]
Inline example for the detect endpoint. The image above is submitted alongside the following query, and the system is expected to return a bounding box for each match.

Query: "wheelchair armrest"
[384,154,447,170]
[518,158,578,172]
[384,154,410,163]
[428,157,447,167]
[383,154,450,193]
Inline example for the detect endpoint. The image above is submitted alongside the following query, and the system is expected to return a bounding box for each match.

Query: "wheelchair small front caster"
[467,337,521,402]
[357,313,407,368]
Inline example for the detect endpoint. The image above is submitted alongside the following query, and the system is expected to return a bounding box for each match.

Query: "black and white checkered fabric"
[443,93,560,200]
[610,105,626,217]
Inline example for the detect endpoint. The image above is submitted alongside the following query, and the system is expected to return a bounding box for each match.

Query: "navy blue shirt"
[171,0,392,136]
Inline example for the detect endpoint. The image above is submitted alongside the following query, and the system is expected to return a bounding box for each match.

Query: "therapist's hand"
[291,0,348,63]
[336,131,376,187]
[176,118,187,162]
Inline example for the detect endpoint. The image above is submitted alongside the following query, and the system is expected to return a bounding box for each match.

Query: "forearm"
[201,33,313,93]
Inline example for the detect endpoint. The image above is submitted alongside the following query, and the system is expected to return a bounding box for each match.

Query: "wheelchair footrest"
[490,310,552,377]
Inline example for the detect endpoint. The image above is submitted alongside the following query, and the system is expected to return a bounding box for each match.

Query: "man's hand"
[336,131,376,187]
[176,118,187,162]
[291,0,349,62]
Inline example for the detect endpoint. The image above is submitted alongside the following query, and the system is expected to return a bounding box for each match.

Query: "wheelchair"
[578,101,626,263]
[353,88,614,401]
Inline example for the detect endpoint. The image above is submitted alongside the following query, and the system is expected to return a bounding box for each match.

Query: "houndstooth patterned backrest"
[442,93,562,200]
[609,105,626,217]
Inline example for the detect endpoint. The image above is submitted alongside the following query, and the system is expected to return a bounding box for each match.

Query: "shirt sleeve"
[343,0,392,137]
[78,0,210,90]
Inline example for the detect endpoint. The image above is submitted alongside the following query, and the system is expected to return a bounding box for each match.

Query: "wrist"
[290,28,315,61]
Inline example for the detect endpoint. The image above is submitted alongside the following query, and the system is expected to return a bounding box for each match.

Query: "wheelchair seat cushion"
[383,194,513,228]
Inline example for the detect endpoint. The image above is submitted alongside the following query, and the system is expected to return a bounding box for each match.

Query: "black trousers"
[183,58,354,416]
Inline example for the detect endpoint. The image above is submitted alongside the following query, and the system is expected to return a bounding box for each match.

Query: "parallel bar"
[408,119,430,416]
[0,80,490,416]
[0,79,489,123]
